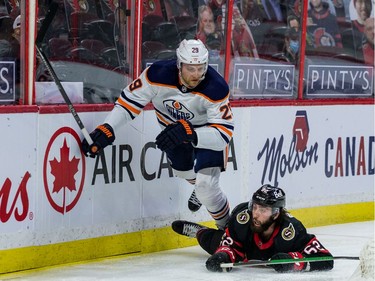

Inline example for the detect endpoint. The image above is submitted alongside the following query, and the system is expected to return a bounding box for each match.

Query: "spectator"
[287,14,299,31]
[231,5,259,58]
[362,17,374,66]
[308,0,338,15]
[196,5,224,51]
[308,0,343,48]
[287,14,314,47]
[10,14,20,46]
[290,0,302,17]
[241,0,268,45]
[199,0,226,32]
[333,0,348,20]
[241,0,267,28]
[283,28,300,63]
[350,0,373,50]
[172,184,334,273]
[164,0,194,20]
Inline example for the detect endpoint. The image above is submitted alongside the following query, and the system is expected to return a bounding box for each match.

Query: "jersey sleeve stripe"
[155,111,171,127]
[116,98,142,115]
[121,105,136,120]
[155,108,174,123]
[157,119,168,128]
[120,91,145,109]
[220,132,230,144]
[210,124,234,138]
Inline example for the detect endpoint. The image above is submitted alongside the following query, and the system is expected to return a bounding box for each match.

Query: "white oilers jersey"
[105,60,234,151]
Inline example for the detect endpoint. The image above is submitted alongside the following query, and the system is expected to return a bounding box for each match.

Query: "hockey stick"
[35,1,93,145]
[220,256,359,268]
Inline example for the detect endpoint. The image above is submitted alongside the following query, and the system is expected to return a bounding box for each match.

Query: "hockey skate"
[172,220,207,238]
[188,190,202,212]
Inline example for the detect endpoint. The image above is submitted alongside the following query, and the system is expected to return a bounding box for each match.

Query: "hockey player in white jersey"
[82,39,234,229]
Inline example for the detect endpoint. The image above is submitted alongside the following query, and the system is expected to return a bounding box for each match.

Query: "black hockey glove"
[81,123,115,158]
[270,252,306,273]
[205,252,232,272]
[155,120,197,151]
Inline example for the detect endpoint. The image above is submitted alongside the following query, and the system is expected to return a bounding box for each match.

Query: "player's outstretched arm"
[82,123,115,158]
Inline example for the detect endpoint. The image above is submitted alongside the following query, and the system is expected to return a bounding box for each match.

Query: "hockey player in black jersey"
[82,39,234,229]
[172,184,334,273]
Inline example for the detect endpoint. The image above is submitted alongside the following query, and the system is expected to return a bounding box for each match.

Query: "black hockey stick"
[35,1,93,145]
[220,256,359,268]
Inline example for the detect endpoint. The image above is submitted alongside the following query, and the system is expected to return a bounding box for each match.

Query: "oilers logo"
[163,99,194,120]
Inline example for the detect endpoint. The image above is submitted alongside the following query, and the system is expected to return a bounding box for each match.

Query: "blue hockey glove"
[81,123,115,158]
[155,120,197,151]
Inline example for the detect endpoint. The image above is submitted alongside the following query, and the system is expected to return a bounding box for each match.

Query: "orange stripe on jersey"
[117,98,141,115]
[210,124,233,138]
[192,91,230,103]
[155,111,171,126]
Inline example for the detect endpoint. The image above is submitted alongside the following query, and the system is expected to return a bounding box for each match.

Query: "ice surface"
[2,221,374,281]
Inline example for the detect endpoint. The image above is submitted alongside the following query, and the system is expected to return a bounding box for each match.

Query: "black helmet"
[251,184,286,208]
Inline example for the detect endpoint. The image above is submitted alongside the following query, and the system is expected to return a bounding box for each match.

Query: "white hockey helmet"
[13,15,21,30]
[176,39,209,73]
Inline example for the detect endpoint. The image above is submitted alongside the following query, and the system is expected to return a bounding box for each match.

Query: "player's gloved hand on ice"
[81,123,115,158]
[155,119,197,151]
[205,252,232,272]
[270,252,306,273]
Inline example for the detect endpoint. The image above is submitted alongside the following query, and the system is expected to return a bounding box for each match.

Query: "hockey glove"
[155,120,197,151]
[81,123,115,158]
[205,252,232,272]
[270,252,306,273]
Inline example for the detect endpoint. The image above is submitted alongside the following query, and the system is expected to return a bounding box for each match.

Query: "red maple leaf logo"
[50,138,80,193]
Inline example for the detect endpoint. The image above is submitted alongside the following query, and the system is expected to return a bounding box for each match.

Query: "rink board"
[0,104,373,274]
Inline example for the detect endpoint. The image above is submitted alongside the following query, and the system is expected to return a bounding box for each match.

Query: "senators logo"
[236,210,250,224]
[313,28,336,47]
[281,223,296,241]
